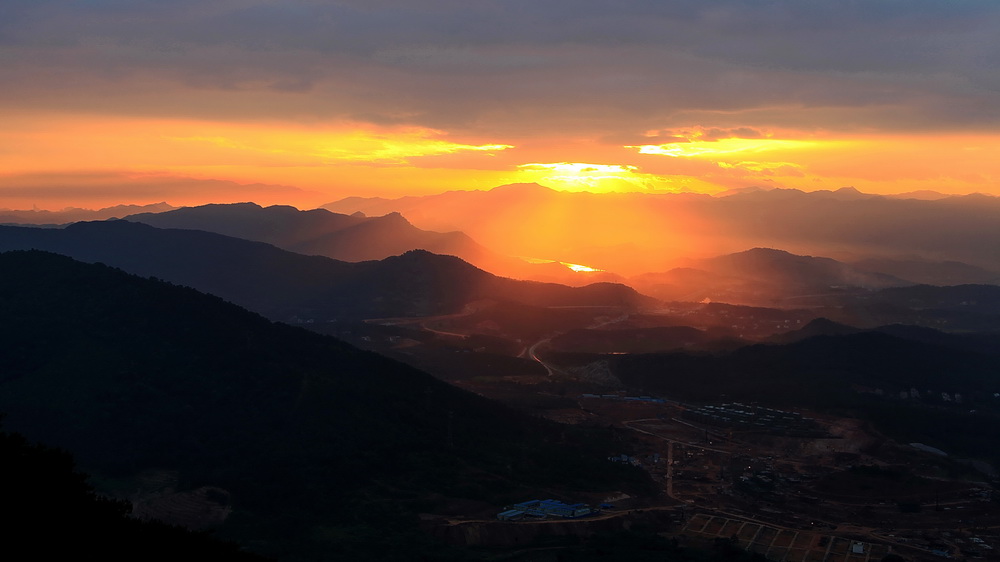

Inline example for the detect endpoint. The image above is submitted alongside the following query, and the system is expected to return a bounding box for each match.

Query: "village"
[439,395,1000,561]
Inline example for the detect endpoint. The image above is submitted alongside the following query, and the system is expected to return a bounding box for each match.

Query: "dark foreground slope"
[0,221,655,322]
[0,251,649,560]
[0,427,268,561]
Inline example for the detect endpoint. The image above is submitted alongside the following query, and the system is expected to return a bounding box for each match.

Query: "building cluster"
[895,387,965,403]
[682,402,823,436]
[607,453,643,466]
[496,499,594,521]
[581,393,666,403]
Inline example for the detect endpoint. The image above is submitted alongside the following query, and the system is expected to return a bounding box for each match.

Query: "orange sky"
[2,2,999,210]
[3,112,998,210]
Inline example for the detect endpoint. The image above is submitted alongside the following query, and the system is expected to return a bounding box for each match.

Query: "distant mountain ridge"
[692,248,909,289]
[324,184,1000,276]
[627,247,912,307]
[125,201,605,283]
[850,257,1000,286]
[126,202,496,265]
[0,220,657,322]
[0,202,176,225]
[771,317,1000,356]
[605,329,1000,414]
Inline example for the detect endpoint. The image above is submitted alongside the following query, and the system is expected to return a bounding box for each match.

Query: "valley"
[316,295,1000,561]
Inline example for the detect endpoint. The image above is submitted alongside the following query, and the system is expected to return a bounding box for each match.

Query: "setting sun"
[513,162,655,193]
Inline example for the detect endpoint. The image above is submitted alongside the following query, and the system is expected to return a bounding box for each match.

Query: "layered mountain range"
[0,220,654,322]
[4,196,999,318]
[127,201,992,306]
[325,183,1000,278]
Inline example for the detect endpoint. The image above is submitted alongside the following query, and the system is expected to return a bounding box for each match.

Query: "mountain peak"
[377,211,411,224]
[487,183,554,194]
[742,247,795,256]
[800,317,858,334]
[808,186,875,201]
[725,247,801,261]
[714,186,774,197]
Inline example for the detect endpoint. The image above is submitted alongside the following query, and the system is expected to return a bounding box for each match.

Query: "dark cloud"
[2,0,999,134]
[641,127,771,143]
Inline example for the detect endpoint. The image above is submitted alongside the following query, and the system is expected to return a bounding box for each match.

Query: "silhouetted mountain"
[692,248,908,290]
[0,250,649,560]
[325,185,1000,276]
[325,183,711,275]
[769,318,862,343]
[872,323,1000,356]
[128,202,364,243]
[810,284,1000,332]
[850,257,1000,286]
[299,210,482,262]
[767,318,1000,356]
[607,331,1000,406]
[883,190,950,200]
[809,186,875,201]
[0,221,656,322]
[710,191,1000,271]
[628,248,910,306]
[126,202,499,267]
[866,284,1000,314]
[126,202,609,283]
[0,202,176,225]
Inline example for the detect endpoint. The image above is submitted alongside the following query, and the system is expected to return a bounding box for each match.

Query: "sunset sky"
[3,1,1000,210]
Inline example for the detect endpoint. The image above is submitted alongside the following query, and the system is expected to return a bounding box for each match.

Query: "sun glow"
[7,106,1000,211]
[514,162,662,193]
[518,163,638,174]
[563,262,605,273]
[0,112,520,207]
[170,127,514,165]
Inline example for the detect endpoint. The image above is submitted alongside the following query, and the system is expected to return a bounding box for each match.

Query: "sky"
[2,0,1000,210]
